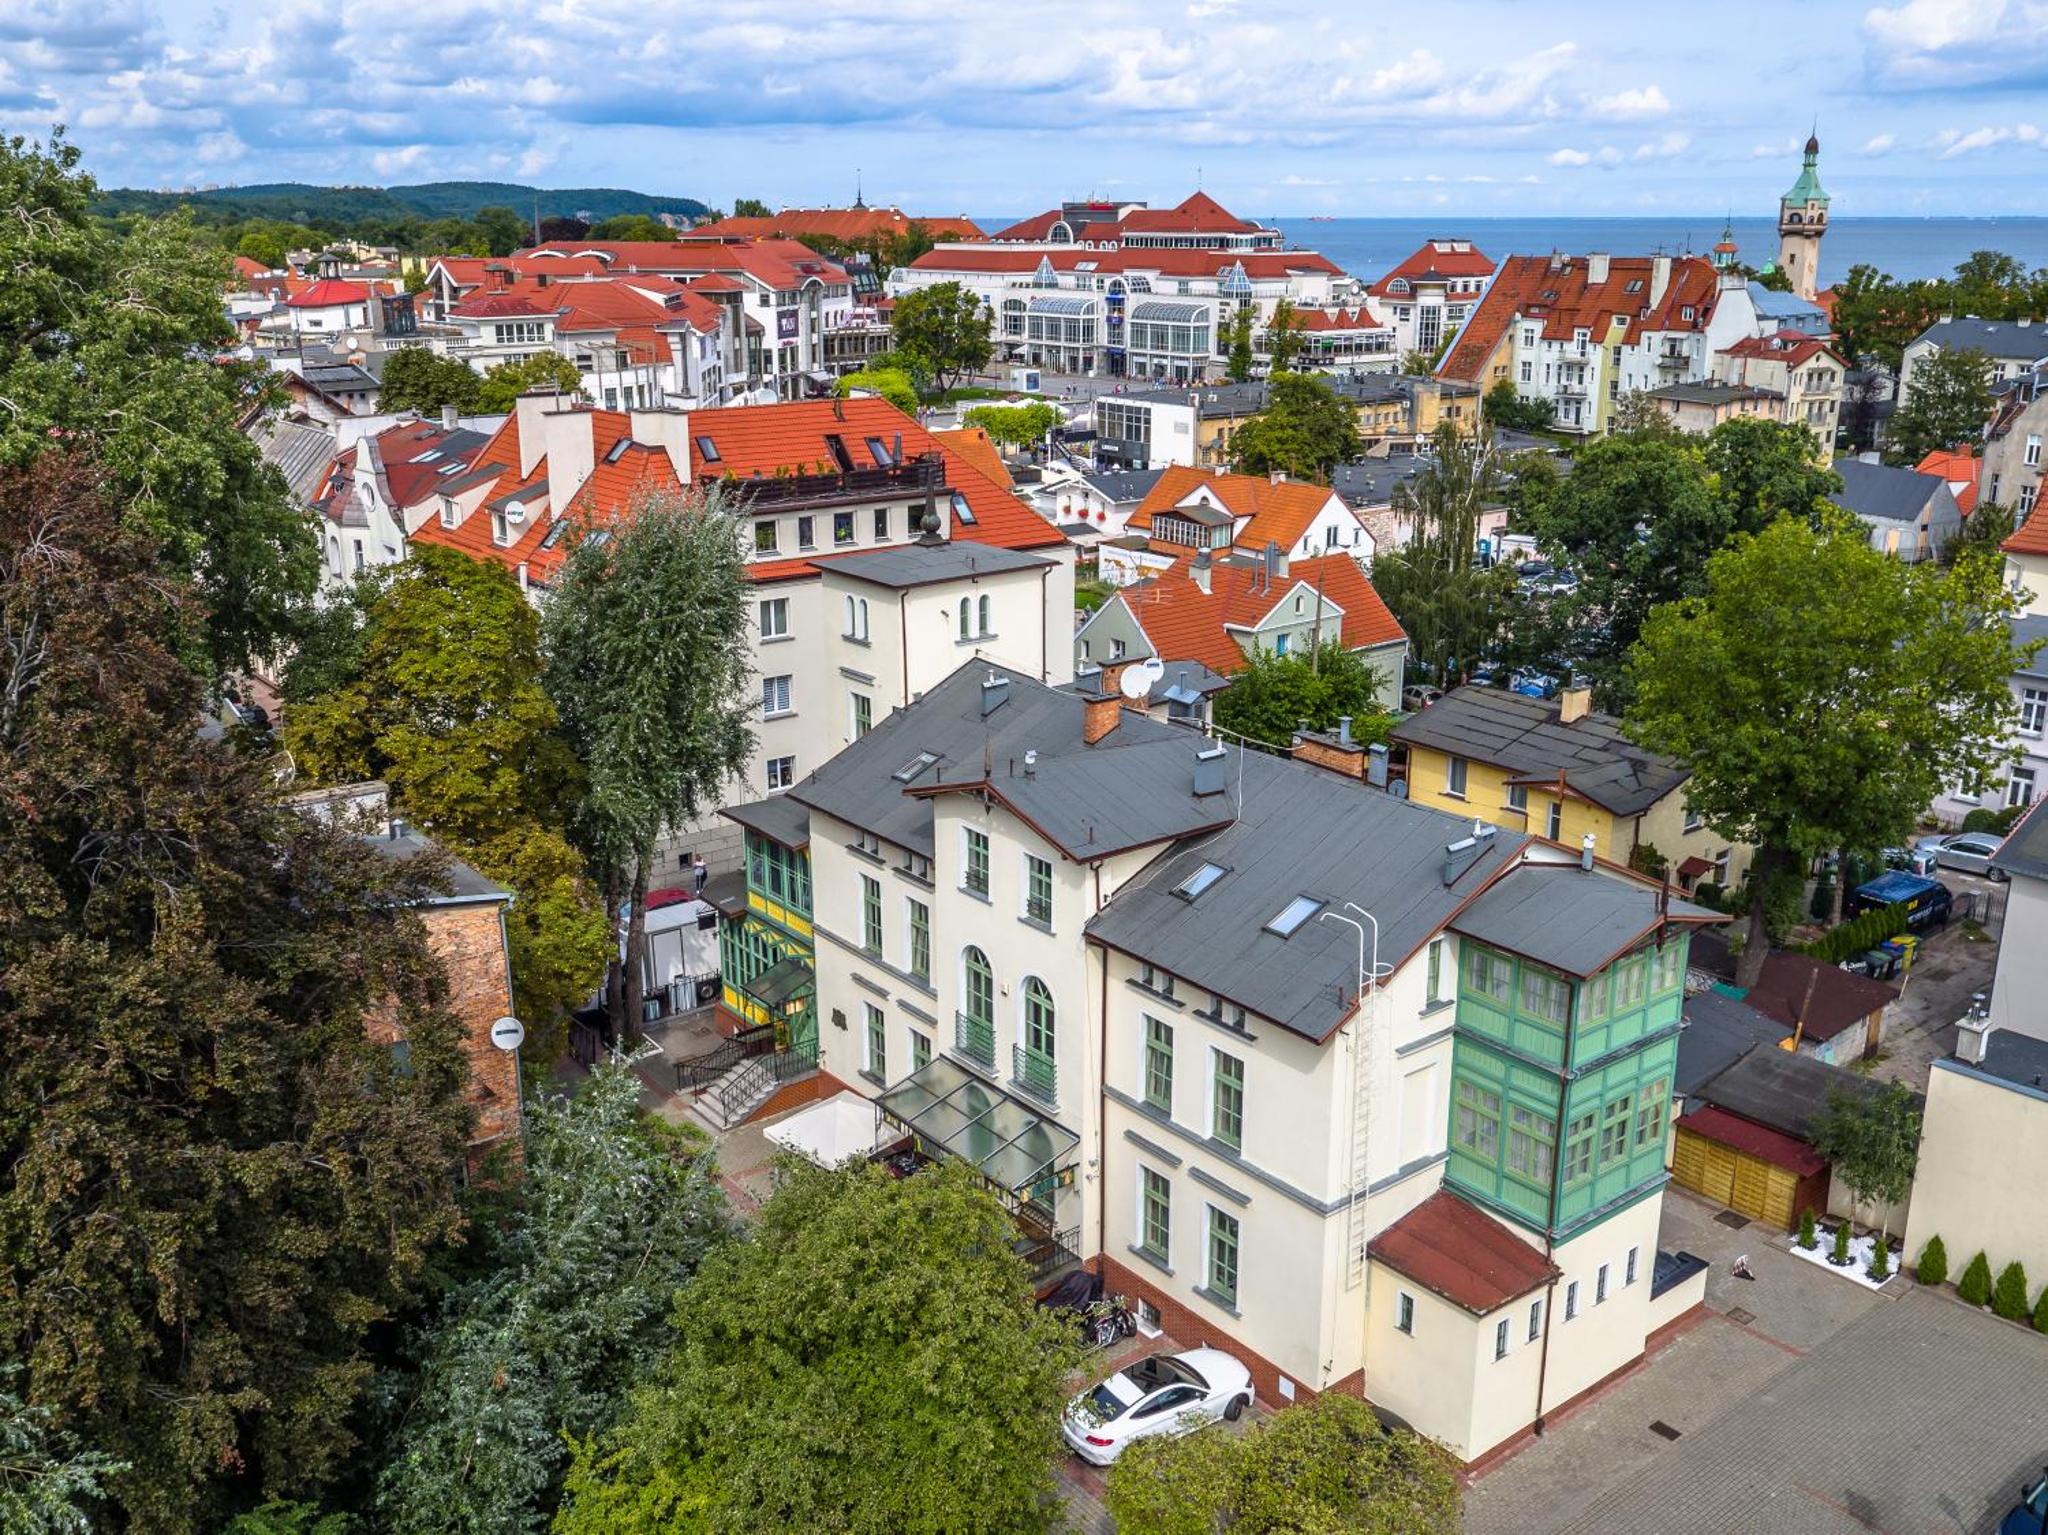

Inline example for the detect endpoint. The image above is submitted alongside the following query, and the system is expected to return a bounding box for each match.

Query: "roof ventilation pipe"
[1581,832,1596,871]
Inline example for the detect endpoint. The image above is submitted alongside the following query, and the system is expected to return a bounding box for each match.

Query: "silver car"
[1927,831,2009,880]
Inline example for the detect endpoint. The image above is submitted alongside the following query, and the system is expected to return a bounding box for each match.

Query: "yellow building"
[1389,684,1753,893]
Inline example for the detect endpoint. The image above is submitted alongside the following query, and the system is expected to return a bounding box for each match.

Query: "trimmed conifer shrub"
[1958,1251,1994,1307]
[1993,1261,2031,1321]
[1868,1237,1890,1281]
[1797,1209,1817,1250]
[1830,1221,1852,1266]
[2034,1283,2048,1335]
[1916,1234,1947,1286]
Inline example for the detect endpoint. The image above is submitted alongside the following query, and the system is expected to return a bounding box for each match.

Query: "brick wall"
[1099,1254,1318,1412]
[1291,735,1368,781]
[421,901,521,1153]
[743,1069,857,1126]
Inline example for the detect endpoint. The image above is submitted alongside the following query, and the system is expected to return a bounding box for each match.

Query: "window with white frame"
[843,594,870,641]
[1595,1262,1609,1304]
[766,755,795,790]
[1564,1279,1579,1319]
[1425,937,1447,1005]
[1445,755,1469,796]
[2010,766,2037,808]
[1527,1297,1543,1340]
[2023,688,2048,738]
[762,675,792,717]
[759,597,788,639]
[2028,434,2043,468]
[1625,1246,1639,1286]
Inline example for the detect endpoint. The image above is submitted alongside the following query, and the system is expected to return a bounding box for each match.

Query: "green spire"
[1783,132,1828,209]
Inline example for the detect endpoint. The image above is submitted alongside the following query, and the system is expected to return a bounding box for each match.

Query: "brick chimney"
[1558,681,1593,725]
[1084,689,1123,744]
[485,263,511,292]
[1291,721,1367,780]
[1097,657,1133,697]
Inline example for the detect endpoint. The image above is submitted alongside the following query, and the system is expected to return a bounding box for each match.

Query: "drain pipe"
[1095,865,1110,1267]
[1531,1003,1574,1436]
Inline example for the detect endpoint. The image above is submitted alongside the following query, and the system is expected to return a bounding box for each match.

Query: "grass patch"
[937,385,1041,404]
[1075,577,1114,615]
[1958,919,1992,943]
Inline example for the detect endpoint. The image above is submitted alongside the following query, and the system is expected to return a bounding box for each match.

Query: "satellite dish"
[490,1016,526,1052]
[1119,656,1165,699]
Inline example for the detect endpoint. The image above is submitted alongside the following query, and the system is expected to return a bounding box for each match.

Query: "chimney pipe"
[1580,832,1596,871]
[441,403,458,432]
[1338,715,1353,747]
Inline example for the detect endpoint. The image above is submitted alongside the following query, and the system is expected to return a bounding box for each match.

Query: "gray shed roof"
[252,416,338,507]
[1676,987,1788,1097]
[819,542,1055,590]
[1911,316,2048,361]
[1085,754,1529,1042]
[1332,455,1432,507]
[1967,1028,2048,1092]
[1387,686,1688,818]
[1449,863,1717,977]
[721,792,811,849]
[1829,458,1943,523]
[1648,380,1782,406]
[1694,1044,1906,1141]
[365,824,509,905]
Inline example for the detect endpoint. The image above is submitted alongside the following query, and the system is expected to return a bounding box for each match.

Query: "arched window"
[856,597,869,640]
[963,946,994,1025]
[844,593,856,634]
[1022,977,1055,1061]
[328,536,342,574]
[959,597,973,640]
[977,594,991,636]
[844,595,868,641]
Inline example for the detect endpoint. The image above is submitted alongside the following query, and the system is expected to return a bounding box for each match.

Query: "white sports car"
[1061,1347,1254,1466]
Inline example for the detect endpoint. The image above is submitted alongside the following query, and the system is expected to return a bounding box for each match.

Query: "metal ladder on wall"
[1343,981,1378,1290]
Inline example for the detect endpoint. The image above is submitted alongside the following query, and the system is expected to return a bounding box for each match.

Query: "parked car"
[1401,684,1444,713]
[1922,831,2009,880]
[1509,670,1560,699]
[1844,871,1955,931]
[1997,1471,2048,1534]
[1061,1347,1254,1466]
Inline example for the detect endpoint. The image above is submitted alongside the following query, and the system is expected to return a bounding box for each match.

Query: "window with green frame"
[1466,945,1511,1002]
[1022,978,1055,1062]
[1144,1017,1173,1111]
[909,1028,932,1073]
[1507,1105,1556,1184]
[1599,1095,1633,1164]
[1563,1112,1596,1183]
[1634,1080,1667,1147]
[861,875,882,952]
[864,1002,886,1080]
[1025,853,1053,925]
[1520,967,1571,1024]
[747,833,811,913]
[963,946,994,1025]
[1613,955,1648,1009]
[964,828,990,896]
[1426,937,1446,1004]
[1583,969,1610,1019]
[1652,944,1684,993]
[1212,1051,1244,1150]
[1140,1167,1171,1259]
[907,898,930,981]
[1206,1207,1240,1306]
[1454,1080,1502,1158]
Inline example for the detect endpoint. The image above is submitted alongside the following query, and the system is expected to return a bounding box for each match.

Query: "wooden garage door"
[1677,1129,1799,1228]
[1673,1128,1736,1206]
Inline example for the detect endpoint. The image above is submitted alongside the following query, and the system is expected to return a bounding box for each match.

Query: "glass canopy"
[875,1056,1080,1196]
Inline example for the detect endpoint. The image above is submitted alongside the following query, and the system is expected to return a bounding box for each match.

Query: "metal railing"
[719,452,946,510]
[1012,1045,1057,1105]
[673,1023,777,1093]
[711,1039,820,1122]
[1026,1225,1085,1285]
[955,1011,995,1070]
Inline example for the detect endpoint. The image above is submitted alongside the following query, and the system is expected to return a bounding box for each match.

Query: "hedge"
[1802,902,1910,966]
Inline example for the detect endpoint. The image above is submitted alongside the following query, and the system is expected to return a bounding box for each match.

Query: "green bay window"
[1600,1095,1634,1165]
[1614,955,1648,1009]
[1563,1112,1596,1184]
[1466,946,1510,1003]
[1144,1017,1174,1111]
[1635,1079,1668,1148]
[1454,1081,1502,1159]
[1652,944,1684,993]
[1519,967,1570,1025]
[1506,1105,1556,1185]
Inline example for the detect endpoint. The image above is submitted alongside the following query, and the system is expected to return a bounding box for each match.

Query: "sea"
[974,216,2048,285]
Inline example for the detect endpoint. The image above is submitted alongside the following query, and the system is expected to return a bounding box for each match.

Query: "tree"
[835,366,919,416]
[731,197,771,218]
[1370,425,1517,683]
[1868,1233,1891,1281]
[1264,298,1307,372]
[1226,371,1361,482]
[376,1068,729,1535]
[1886,347,1997,467]
[1400,347,1439,376]
[0,1374,127,1534]
[963,401,1062,451]
[554,1159,1081,1535]
[2034,1282,2048,1335]
[0,130,317,674]
[1958,1251,1994,1306]
[476,205,528,256]
[1225,307,1255,382]
[540,488,755,1038]
[1104,1392,1461,1535]
[879,220,939,271]
[1481,378,1556,433]
[1994,1260,2032,1321]
[1797,1209,1817,1250]
[377,346,484,415]
[1917,1234,1949,1285]
[474,827,612,1069]
[0,455,476,1531]
[586,214,673,243]
[1828,263,1947,372]
[221,1502,353,1535]
[1705,416,1840,528]
[1945,499,2016,568]
[236,226,289,270]
[477,352,586,413]
[538,215,588,243]
[1627,517,2025,989]
[889,281,993,398]
[1838,370,1888,454]
[1214,642,1393,751]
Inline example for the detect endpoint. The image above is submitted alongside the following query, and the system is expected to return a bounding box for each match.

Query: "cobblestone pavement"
[1468,1190,2048,1535]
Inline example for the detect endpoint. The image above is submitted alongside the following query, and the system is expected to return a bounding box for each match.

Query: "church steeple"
[853,167,867,211]
[1776,132,1828,303]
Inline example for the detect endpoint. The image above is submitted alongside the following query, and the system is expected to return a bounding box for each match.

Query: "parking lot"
[1865,866,2006,1092]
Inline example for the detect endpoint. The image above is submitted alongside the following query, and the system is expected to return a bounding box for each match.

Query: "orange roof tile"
[931,426,1013,489]
[1114,553,1405,676]
[1128,466,1347,554]
[1367,239,1496,301]
[1720,331,1842,371]
[286,277,372,308]
[907,246,1343,280]
[1914,448,1980,516]
[521,237,849,290]
[691,208,985,243]
[1440,253,1720,383]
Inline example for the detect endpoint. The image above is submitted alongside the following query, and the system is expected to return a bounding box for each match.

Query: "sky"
[5,0,2048,217]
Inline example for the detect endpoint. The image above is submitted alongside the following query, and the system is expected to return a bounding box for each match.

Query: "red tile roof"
[449,290,559,319]
[991,204,1128,242]
[429,255,610,292]
[1367,239,1496,300]
[286,277,372,309]
[691,208,985,243]
[907,246,1343,280]
[1439,253,1721,383]
[931,426,1013,490]
[373,419,497,509]
[1719,331,1842,371]
[2003,505,2048,556]
[231,254,270,281]
[1677,1103,1826,1177]
[521,237,849,290]
[1129,465,1349,554]
[1368,1190,1558,1316]
[1113,191,1261,235]
[1115,553,1405,674]
[1915,448,1981,516]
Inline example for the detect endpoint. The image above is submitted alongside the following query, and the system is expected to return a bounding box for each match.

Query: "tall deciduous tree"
[835,366,920,416]
[963,401,1062,450]
[377,347,484,415]
[1264,298,1306,372]
[1226,371,1361,482]
[1481,378,1557,433]
[889,281,993,398]
[540,488,755,1036]
[731,197,771,219]
[1225,307,1255,382]
[554,1160,1080,1535]
[376,1068,729,1535]
[0,455,475,1532]
[477,352,587,413]
[0,130,316,674]
[1371,425,1518,683]
[1214,642,1393,751]
[1626,517,2024,987]
[1885,347,1997,467]
[1808,1082,1922,1240]
[1104,1392,1462,1535]
[586,214,674,243]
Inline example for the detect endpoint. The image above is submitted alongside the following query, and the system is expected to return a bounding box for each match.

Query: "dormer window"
[439,498,458,529]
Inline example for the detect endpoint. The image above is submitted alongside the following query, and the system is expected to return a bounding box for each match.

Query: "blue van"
[1845,871,1954,931]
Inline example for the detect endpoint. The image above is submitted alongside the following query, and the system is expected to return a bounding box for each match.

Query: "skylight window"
[414,450,443,463]
[604,437,630,463]
[695,435,722,463]
[950,491,976,526]
[865,436,896,467]
[1174,862,1227,900]
[1264,895,1324,937]
[437,462,464,475]
[892,751,939,783]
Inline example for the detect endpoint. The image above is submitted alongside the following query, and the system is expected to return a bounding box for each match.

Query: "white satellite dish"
[489,1016,526,1052]
[1119,656,1166,699]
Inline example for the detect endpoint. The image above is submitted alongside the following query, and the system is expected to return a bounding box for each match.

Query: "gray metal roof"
[788,661,1188,861]
[365,825,509,905]
[1149,659,1232,703]
[1127,381,1268,417]
[721,792,811,849]
[1648,381,1782,406]
[1082,467,1167,503]
[1968,1028,2048,1092]
[1676,987,1787,1097]
[946,733,1237,860]
[1829,458,1943,523]
[1027,295,1097,316]
[1694,1044,1906,1141]
[1387,686,1688,818]
[1993,799,2048,881]
[1911,316,2048,361]
[1333,454,1432,507]
[1129,299,1208,324]
[301,361,379,394]
[1085,757,1530,1042]
[1450,863,1717,977]
[819,542,1056,590]
[252,416,337,506]
[1747,284,1829,325]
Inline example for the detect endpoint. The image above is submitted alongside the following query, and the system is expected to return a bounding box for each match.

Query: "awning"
[876,1056,1079,1195]
[741,955,813,1009]
[765,1091,880,1167]
[1677,856,1715,879]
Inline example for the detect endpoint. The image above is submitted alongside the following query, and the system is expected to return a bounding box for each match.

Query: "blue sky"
[5,0,2048,216]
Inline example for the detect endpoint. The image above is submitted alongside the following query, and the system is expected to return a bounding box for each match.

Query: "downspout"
[1531,991,1573,1435]
[1041,565,1051,683]
[900,596,910,705]
[1094,865,1110,1267]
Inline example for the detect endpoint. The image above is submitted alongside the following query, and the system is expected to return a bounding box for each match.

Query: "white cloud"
[1633,131,1690,159]
[1588,84,1671,119]
[1549,146,1592,166]
[1862,0,2048,86]
[371,143,431,177]
[1594,145,1625,165]
[1861,132,1897,154]
[1751,136,1799,158]
[1938,120,2044,155]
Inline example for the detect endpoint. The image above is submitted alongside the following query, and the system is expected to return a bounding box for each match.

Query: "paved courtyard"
[1867,870,2005,1092]
[1467,1190,2048,1535]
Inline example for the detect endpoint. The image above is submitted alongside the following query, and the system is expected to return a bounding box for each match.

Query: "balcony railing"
[722,451,946,510]
[955,1012,995,1070]
[1012,1045,1057,1105]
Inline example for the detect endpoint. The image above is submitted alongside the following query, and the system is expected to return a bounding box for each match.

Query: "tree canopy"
[0,1372,127,1534]
[1481,379,1557,433]
[835,366,919,416]
[1226,371,1361,482]
[889,282,993,397]
[477,352,587,413]
[377,346,485,416]
[1370,426,1518,683]
[1626,516,2024,984]
[1264,298,1307,372]
[586,214,674,243]
[1214,641,1394,751]
[1225,308,1255,382]
[963,400,1062,450]
[731,197,771,219]
[1884,347,1997,468]
[1809,1082,1922,1240]
[554,1159,1080,1535]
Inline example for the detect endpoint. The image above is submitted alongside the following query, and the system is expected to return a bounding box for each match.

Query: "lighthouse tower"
[1777,133,1828,303]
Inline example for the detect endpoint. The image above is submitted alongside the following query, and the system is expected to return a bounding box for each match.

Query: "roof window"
[1174,862,1227,900]
[1625,279,1644,294]
[604,437,630,463]
[824,433,855,472]
[950,490,976,526]
[1264,894,1324,937]
[865,436,897,467]
[413,450,443,463]
[893,751,940,783]
[695,435,722,463]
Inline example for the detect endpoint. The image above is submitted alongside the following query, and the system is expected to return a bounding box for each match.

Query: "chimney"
[1193,742,1228,796]
[1580,832,1596,870]
[1291,726,1365,781]
[1266,538,1289,581]
[516,389,569,477]
[1558,681,1593,725]
[629,406,693,485]
[1367,742,1389,787]
[541,405,597,515]
[441,403,459,432]
[1650,254,1672,309]
[1956,994,1993,1064]
[1269,469,1288,484]
[486,263,511,292]
[1084,689,1122,743]
[1442,823,1498,884]
[1190,549,1211,594]
[1097,656,1133,697]
[981,671,1011,718]
[1586,252,1610,286]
